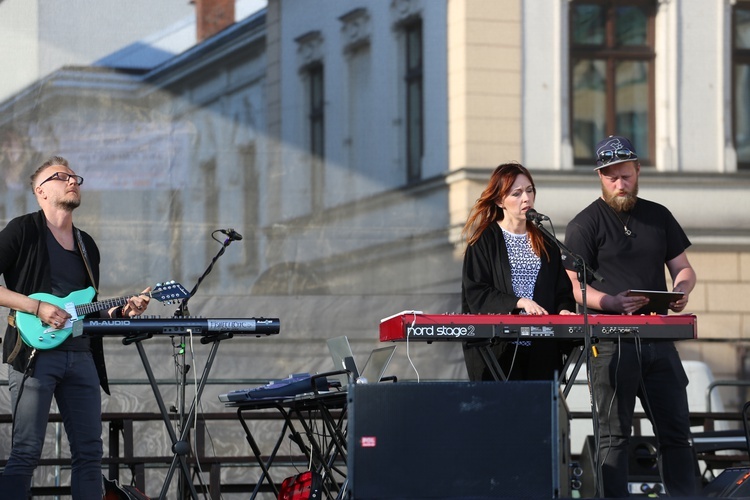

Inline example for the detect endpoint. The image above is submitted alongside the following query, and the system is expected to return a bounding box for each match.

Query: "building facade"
[265,0,750,387]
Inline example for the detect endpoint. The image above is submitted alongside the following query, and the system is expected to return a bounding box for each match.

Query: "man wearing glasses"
[563,136,699,497]
[0,156,150,498]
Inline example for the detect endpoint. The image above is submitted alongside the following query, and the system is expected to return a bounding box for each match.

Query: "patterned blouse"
[502,227,541,346]
[502,227,541,299]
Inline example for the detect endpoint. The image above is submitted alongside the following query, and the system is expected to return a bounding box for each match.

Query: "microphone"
[219,228,243,241]
[526,209,550,223]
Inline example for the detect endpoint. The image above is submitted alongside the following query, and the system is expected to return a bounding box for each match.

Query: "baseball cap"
[594,135,638,170]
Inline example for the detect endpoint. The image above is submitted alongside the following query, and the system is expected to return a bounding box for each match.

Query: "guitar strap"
[6,318,23,363]
[75,228,99,294]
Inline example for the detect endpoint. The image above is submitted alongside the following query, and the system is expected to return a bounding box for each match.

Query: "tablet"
[626,290,684,312]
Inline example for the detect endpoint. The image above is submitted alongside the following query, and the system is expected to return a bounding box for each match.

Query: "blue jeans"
[4,350,103,499]
[591,340,698,497]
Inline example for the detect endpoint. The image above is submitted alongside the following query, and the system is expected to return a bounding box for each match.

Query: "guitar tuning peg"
[156,282,162,287]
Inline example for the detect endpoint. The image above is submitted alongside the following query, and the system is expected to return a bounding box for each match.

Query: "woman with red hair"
[461,162,575,381]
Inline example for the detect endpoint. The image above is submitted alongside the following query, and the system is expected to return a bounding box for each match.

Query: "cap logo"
[597,138,626,157]
[594,135,638,169]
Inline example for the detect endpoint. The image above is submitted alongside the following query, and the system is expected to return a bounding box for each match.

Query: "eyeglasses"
[38,172,84,187]
[598,149,637,165]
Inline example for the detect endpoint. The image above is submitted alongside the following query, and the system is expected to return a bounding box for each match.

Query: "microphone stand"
[175,235,236,318]
[170,234,236,498]
[529,217,604,498]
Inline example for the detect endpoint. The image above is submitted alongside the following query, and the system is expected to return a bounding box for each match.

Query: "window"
[295,30,325,211]
[340,7,374,200]
[308,63,324,160]
[307,63,325,210]
[733,2,750,170]
[404,19,423,182]
[570,1,656,165]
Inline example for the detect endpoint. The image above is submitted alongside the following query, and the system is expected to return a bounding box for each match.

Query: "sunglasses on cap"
[597,148,637,165]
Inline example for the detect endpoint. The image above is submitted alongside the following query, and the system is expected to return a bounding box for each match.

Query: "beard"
[602,182,638,212]
[57,195,81,211]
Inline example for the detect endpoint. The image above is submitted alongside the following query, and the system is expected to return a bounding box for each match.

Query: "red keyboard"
[379,313,697,342]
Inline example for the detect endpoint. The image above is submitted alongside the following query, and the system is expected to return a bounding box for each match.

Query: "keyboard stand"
[235,402,290,498]
[229,388,349,499]
[467,337,585,395]
[122,331,232,499]
[286,392,349,496]
[562,344,586,397]
[465,339,508,381]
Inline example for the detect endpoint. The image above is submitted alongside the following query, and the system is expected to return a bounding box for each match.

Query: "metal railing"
[0,377,292,498]
[706,379,750,413]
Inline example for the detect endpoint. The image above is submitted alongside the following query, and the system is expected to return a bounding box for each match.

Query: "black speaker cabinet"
[703,467,750,497]
[579,435,663,497]
[346,381,570,499]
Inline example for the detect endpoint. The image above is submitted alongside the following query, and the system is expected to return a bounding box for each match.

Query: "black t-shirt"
[46,228,90,351]
[564,197,691,314]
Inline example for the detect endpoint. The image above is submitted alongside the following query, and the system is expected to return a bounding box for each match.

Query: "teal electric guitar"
[16,281,189,350]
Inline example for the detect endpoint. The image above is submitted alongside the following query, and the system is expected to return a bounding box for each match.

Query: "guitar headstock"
[152,281,190,304]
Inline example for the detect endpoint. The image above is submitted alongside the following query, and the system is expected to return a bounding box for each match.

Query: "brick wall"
[677,249,750,410]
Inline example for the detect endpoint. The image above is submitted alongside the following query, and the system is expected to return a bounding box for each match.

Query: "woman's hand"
[517,298,548,315]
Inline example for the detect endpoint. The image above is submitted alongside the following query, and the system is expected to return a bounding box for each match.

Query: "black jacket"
[460,223,576,381]
[462,223,575,314]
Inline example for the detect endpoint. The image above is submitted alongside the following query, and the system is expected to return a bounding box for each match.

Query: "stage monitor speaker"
[703,467,750,497]
[346,381,570,499]
[579,435,663,497]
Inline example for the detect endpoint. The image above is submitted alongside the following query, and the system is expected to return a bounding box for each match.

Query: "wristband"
[35,299,41,316]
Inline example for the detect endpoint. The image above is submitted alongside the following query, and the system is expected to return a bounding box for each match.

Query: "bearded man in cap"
[564,136,699,497]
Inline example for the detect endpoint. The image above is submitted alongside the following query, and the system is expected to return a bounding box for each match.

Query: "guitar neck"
[75,296,131,317]
[70,283,186,318]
